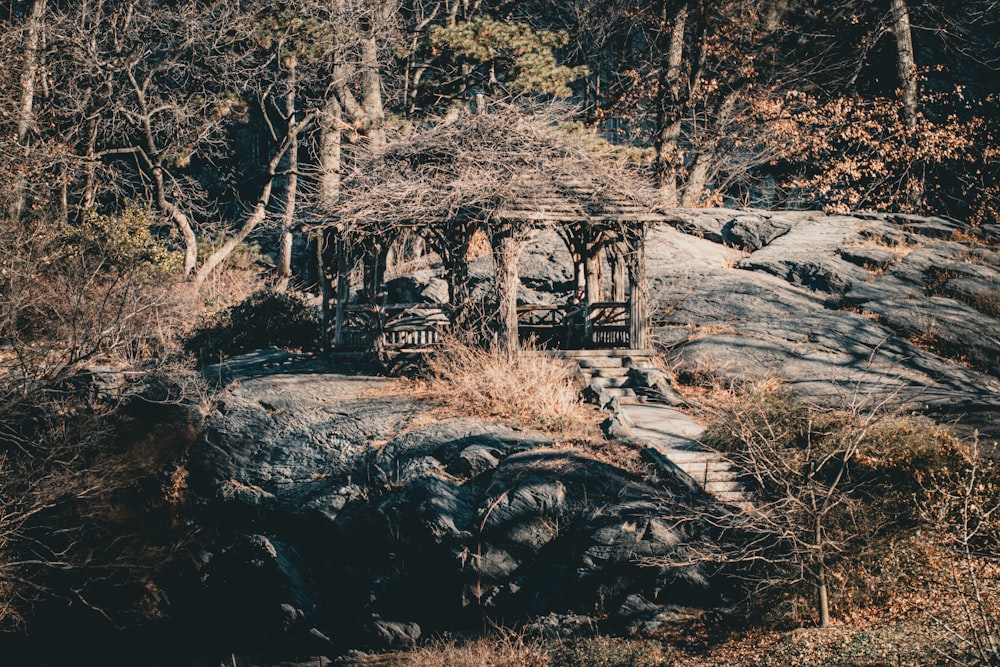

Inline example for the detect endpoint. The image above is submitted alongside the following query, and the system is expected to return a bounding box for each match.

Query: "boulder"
[861,296,1000,375]
[837,246,899,272]
[202,534,315,641]
[626,367,685,406]
[372,619,421,648]
[721,215,791,251]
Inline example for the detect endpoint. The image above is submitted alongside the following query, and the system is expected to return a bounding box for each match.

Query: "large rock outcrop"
[652,209,1000,440]
[185,350,717,657]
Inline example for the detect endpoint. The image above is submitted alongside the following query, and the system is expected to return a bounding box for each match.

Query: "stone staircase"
[542,349,657,404]
[622,404,749,507]
[538,350,749,506]
[648,443,748,506]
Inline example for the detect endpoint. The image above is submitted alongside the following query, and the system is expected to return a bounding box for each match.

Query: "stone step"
[657,451,719,465]
[669,459,733,473]
[600,387,637,400]
[589,376,630,389]
[540,349,651,359]
[703,480,744,495]
[621,356,656,369]
[578,358,627,369]
[678,469,741,484]
[589,367,631,378]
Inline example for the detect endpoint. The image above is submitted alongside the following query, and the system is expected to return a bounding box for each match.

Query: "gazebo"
[313,108,665,356]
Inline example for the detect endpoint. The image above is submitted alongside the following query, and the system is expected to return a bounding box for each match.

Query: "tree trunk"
[81,118,100,216]
[890,0,918,130]
[816,553,830,628]
[818,576,830,628]
[152,166,199,275]
[317,95,343,348]
[655,5,688,205]
[16,0,45,151]
[681,151,711,206]
[275,59,298,290]
[681,92,736,206]
[816,518,830,628]
[490,227,524,358]
[10,0,47,220]
[360,35,386,152]
[193,112,313,285]
[319,96,343,205]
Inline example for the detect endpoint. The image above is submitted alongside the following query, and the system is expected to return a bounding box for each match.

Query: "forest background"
[2,0,997,298]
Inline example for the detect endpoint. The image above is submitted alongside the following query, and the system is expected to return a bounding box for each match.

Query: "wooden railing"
[339,304,450,351]
[336,301,631,351]
[516,301,630,348]
[589,301,629,347]
[516,304,565,347]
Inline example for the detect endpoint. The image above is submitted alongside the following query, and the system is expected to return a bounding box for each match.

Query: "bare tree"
[890,0,918,131]
[9,0,47,221]
[922,439,1000,666]
[700,383,912,628]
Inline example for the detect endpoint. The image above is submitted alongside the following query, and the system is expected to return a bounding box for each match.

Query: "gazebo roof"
[493,175,668,224]
[313,105,666,239]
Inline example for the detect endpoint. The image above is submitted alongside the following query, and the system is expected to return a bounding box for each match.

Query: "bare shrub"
[0,205,191,388]
[548,636,670,667]
[0,370,200,630]
[920,439,1000,666]
[422,335,588,433]
[359,633,670,667]
[701,382,969,628]
[183,289,321,366]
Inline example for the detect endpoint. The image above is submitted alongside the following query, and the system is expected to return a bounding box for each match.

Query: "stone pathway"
[620,403,748,505]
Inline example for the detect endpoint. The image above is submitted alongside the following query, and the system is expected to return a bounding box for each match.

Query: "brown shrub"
[422,336,591,434]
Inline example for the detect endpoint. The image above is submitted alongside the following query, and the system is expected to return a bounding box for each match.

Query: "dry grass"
[721,247,750,268]
[356,608,980,667]
[973,289,1000,319]
[420,336,597,435]
[359,633,675,667]
[360,634,547,667]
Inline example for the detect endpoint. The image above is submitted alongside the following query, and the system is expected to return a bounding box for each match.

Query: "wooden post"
[627,224,649,351]
[363,242,389,304]
[334,237,349,348]
[583,249,603,304]
[609,243,627,302]
[490,225,525,357]
[443,244,471,329]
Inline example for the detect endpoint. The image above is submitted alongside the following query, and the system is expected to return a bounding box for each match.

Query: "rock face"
[645,209,1000,441]
[187,352,716,657]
